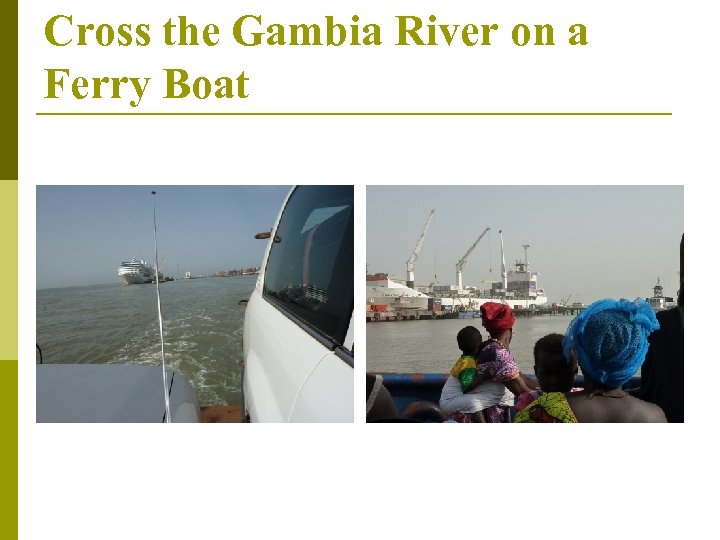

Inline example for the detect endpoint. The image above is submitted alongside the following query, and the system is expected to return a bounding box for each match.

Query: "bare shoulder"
[628,396,668,422]
[565,391,602,422]
[566,392,668,423]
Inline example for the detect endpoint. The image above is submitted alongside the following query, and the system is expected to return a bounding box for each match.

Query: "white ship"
[117,258,154,285]
[366,274,431,311]
[435,232,548,311]
[368,229,548,313]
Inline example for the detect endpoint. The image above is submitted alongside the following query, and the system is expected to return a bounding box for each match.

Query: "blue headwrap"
[562,298,660,388]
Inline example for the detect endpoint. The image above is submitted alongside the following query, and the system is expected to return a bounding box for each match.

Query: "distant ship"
[117,258,154,285]
[428,257,549,312]
[367,273,431,311]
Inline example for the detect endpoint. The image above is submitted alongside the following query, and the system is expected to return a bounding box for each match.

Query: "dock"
[513,305,585,316]
[366,305,585,322]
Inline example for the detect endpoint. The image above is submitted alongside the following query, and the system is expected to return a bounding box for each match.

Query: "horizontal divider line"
[36,112,672,116]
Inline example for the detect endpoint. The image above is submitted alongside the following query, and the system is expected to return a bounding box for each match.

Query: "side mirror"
[255,231,281,243]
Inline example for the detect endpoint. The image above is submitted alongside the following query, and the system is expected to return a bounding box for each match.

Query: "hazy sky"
[367,186,683,305]
[37,185,291,289]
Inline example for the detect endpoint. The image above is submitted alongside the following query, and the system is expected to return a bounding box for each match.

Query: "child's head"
[457,326,483,356]
[533,333,577,392]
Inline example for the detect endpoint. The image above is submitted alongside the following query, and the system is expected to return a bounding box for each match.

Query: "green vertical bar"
[0,1,18,540]
[0,362,17,540]
[0,0,17,178]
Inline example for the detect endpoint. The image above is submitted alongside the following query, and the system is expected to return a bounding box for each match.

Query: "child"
[514,333,581,423]
[439,326,494,422]
[449,326,486,393]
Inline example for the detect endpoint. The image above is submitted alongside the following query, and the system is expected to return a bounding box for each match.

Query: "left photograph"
[36,185,354,423]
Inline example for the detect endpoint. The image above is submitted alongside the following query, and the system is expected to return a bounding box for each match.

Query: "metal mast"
[455,227,491,290]
[523,244,530,269]
[406,209,435,288]
[500,230,507,291]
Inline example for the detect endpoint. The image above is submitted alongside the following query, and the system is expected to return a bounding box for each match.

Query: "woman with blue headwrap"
[562,298,667,422]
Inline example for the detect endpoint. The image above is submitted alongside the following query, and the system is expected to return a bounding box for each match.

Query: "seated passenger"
[474,303,538,422]
[440,305,537,423]
[402,401,448,423]
[366,373,400,422]
[514,333,581,423]
[562,298,667,423]
[639,234,684,422]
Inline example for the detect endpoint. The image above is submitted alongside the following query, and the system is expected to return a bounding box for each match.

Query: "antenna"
[151,191,172,423]
[499,230,507,291]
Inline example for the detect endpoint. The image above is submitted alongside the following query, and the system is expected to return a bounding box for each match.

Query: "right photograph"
[366,185,683,423]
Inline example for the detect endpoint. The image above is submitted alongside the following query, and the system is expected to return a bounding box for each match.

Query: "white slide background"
[19,1,715,539]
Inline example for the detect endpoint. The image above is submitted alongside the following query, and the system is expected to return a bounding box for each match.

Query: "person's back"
[640,306,683,422]
[566,390,666,422]
[640,234,684,422]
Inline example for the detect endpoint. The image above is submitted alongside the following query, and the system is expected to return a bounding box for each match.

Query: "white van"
[242,186,354,422]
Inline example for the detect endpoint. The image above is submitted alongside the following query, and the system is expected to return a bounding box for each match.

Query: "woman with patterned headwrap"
[472,302,538,422]
[563,298,667,422]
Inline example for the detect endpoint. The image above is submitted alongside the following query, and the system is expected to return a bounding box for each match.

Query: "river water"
[366,314,578,375]
[36,275,257,406]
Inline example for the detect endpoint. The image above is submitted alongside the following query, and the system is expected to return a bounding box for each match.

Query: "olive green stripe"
[0,2,17,178]
[36,111,671,116]
[0,361,17,540]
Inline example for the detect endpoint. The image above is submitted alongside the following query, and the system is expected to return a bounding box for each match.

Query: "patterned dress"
[513,392,578,423]
[474,341,520,423]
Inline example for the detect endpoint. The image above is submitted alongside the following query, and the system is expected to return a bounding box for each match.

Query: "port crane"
[406,209,435,288]
[456,227,491,290]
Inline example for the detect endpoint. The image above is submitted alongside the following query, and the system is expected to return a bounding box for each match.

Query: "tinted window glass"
[263,186,353,347]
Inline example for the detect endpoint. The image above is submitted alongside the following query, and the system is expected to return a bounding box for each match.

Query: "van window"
[263,186,354,348]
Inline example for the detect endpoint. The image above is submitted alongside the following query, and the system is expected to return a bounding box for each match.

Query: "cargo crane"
[406,209,435,289]
[456,227,491,290]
